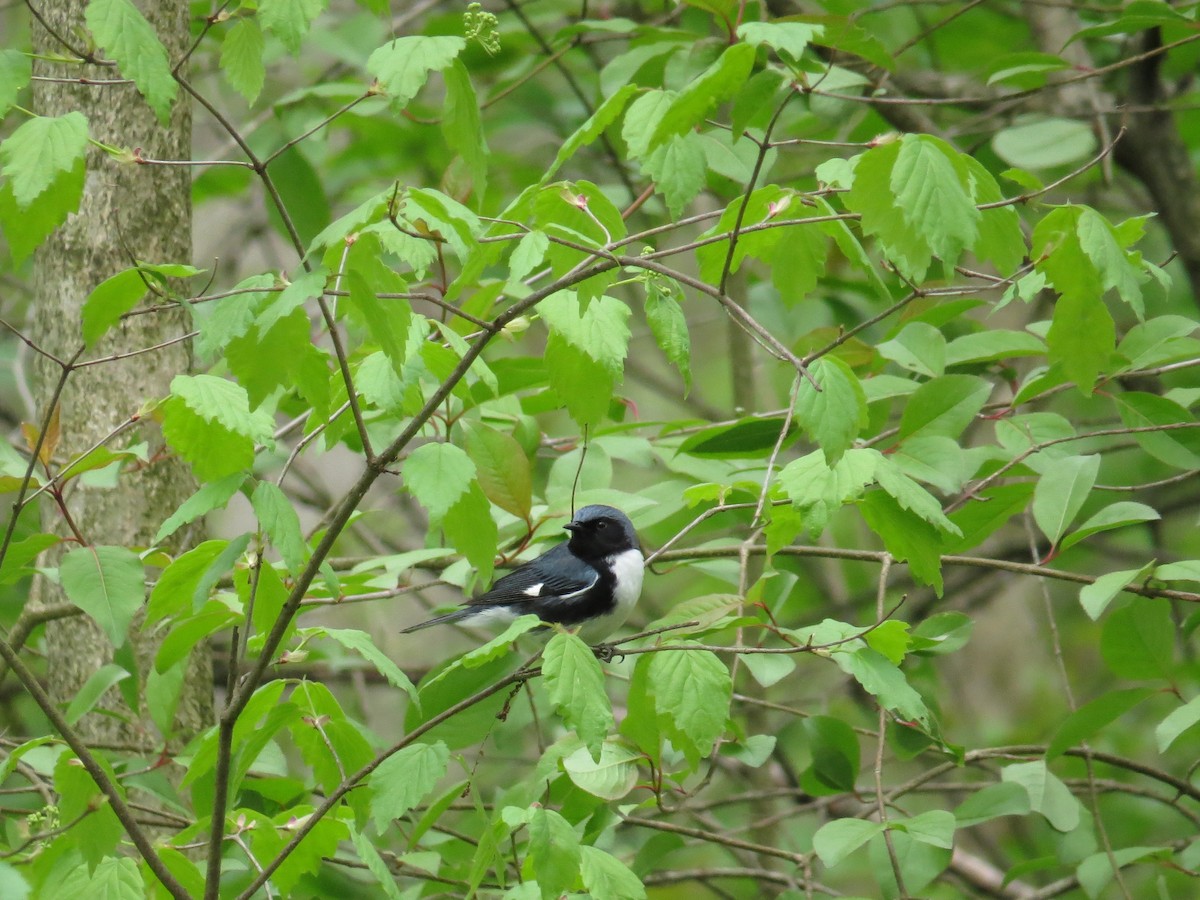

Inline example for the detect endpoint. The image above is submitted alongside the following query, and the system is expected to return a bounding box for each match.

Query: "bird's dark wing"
[466,543,599,608]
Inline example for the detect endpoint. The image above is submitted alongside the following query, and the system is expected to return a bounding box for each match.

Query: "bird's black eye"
[595,520,608,530]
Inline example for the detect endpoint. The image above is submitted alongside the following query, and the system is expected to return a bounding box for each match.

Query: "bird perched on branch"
[400,505,644,644]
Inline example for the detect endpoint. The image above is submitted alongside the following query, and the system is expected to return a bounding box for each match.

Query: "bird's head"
[563,505,640,560]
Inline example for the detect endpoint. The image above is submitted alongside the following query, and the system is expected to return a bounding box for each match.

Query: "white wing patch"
[561,571,600,600]
[522,583,544,597]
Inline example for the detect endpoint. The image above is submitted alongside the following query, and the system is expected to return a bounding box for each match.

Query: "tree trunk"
[30,1,212,747]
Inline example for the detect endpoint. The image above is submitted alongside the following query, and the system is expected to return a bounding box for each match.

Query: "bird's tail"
[399,607,475,634]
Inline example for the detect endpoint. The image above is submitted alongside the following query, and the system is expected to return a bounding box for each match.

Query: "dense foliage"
[2,0,1200,897]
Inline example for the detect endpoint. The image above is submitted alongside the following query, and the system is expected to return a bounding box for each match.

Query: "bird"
[400,504,644,644]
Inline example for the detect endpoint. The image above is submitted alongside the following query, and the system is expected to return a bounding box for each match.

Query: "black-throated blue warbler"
[400,504,643,643]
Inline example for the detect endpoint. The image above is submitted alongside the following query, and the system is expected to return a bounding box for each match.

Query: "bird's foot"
[592,642,624,663]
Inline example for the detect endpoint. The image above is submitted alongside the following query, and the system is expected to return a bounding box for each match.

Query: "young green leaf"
[643,281,692,392]
[528,807,582,898]
[648,644,731,762]
[368,742,450,833]
[579,845,646,900]
[64,663,132,726]
[251,481,307,573]
[1032,454,1100,546]
[367,36,466,111]
[649,43,755,149]
[258,0,327,55]
[796,356,867,465]
[543,631,614,760]
[0,112,89,207]
[85,0,177,123]
[1046,687,1156,759]
[813,818,885,868]
[221,19,266,104]
[1001,760,1081,832]
[1156,694,1200,753]
[462,421,533,520]
[1100,598,1174,681]
[402,441,477,522]
[59,546,145,648]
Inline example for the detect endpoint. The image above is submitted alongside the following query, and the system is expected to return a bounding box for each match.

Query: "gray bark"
[30,0,213,746]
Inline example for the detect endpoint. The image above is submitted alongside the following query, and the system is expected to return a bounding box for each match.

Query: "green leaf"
[367,35,465,110]
[1060,501,1159,551]
[1100,598,1173,680]
[81,268,147,346]
[318,627,418,702]
[154,472,245,544]
[644,280,692,392]
[845,140,933,281]
[813,818,885,867]
[85,0,177,122]
[642,132,707,218]
[622,89,675,159]
[563,740,640,801]
[648,644,731,762]
[442,59,488,198]
[0,49,31,117]
[796,356,867,465]
[59,545,145,648]
[161,374,275,481]
[442,483,497,584]
[910,611,973,656]
[403,441,476,522]
[145,539,232,625]
[540,291,631,377]
[251,481,307,573]
[55,856,142,900]
[1156,694,1200,753]
[258,0,326,54]
[0,156,85,264]
[801,715,859,794]
[737,21,821,58]
[945,330,1045,367]
[1114,392,1200,470]
[64,663,131,725]
[1001,760,1081,832]
[1079,563,1155,620]
[350,827,405,900]
[0,862,29,900]
[1047,687,1156,759]
[528,807,581,898]
[542,83,637,185]
[865,620,912,665]
[877,321,946,377]
[898,374,992,441]
[993,116,1097,169]
[0,533,60,585]
[894,810,955,849]
[461,615,543,668]
[0,112,89,207]
[954,782,1030,827]
[679,415,797,459]
[544,631,614,760]
[462,421,532,520]
[891,135,980,270]
[838,645,930,727]
[779,447,878,535]
[368,742,450,833]
[873,457,961,534]
[649,43,756,150]
[859,490,945,593]
[221,19,266,104]
[154,601,239,672]
[1078,846,1170,899]
[579,845,646,900]
[1032,454,1100,546]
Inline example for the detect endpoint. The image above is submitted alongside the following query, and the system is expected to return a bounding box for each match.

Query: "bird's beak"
[563,522,581,534]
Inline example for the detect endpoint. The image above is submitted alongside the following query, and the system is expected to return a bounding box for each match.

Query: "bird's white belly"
[575,548,644,643]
